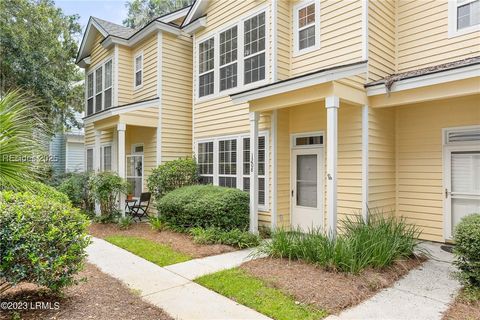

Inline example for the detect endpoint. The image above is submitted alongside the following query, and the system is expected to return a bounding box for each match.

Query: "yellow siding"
[117,45,133,105]
[395,95,480,242]
[368,0,396,82]
[290,0,363,77]
[125,125,157,190]
[277,0,291,80]
[132,34,158,102]
[161,33,193,162]
[88,31,113,72]
[397,0,480,72]
[276,108,291,228]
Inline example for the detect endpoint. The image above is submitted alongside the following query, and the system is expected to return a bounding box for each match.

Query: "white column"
[361,105,369,222]
[249,112,259,234]
[117,123,126,216]
[326,96,339,238]
[94,130,102,215]
[271,110,278,230]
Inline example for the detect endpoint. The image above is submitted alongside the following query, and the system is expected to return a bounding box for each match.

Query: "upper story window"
[196,9,268,100]
[293,0,320,55]
[134,52,143,89]
[86,58,113,116]
[449,0,480,37]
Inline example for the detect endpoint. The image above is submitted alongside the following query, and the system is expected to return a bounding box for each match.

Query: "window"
[198,141,214,184]
[104,60,113,109]
[101,145,112,171]
[86,148,94,172]
[242,136,266,205]
[198,38,215,97]
[219,139,237,188]
[244,12,266,85]
[295,135,323,147]
[445,127,480,144]
[95,67,103,112]
[294,0,320,54]
[134,53,143,88]
[219,26,238,91]
[87,73,94,115]
[449,0,480,36]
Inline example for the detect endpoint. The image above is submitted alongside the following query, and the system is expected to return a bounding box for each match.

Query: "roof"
[91,17,137,39]
[365,56,480,90]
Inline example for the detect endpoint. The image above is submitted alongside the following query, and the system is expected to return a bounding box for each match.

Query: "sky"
[55,0,128,34]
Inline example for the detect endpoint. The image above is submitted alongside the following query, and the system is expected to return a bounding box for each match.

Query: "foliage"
[123,0,193,28]
[156,185,249,230]
[0,190,91,293]
[147,157,198,200]
[258,214,421,274]
[89,172,127,217]
[0,0,84,130]
[195,268,327,320]
[104,235,191,266]
[92,210,120,224]
[190,227,261,249]
[0,91,50,190]
[453,214,480,288]
[148,216,166,231]
[117,215,134,230]
[57,172,94,210]
[13,180,69,204]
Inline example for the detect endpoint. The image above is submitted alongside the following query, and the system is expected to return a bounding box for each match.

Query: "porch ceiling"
[93,110,158,130]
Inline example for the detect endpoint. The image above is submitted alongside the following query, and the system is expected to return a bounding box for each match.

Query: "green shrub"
[57,172,93,210]
[14,180,70,204]
[147,157,197,199]
[156,185,249,230]
[190,227,261,248]
[0,191,91,293]
[258,214,421,274]
[148,216,166,231]
[89,172,127,217]
[117,215,134,230]
[453,213,480,288]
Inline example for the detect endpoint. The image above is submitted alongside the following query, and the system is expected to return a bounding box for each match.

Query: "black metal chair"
[128,192,151,221]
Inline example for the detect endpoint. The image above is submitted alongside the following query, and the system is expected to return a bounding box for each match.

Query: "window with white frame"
[294,0,320,54]
[95,67,103,113]
[86,148,94,172]
[220,26,238,91]
[198,38,215,97]
[244,12,266,85]
[87,73,94,115]
[86,58,113,115]
[101,145,112,171]
[218,139,237,188]
[449,0,480,36]
[198,141,214,184]
[242,136,266,206]
[104,60,113,109]
[134,53,143,88]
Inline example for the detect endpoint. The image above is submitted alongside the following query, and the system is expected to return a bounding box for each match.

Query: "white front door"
[445,149,480,239]
[291,148,324,231]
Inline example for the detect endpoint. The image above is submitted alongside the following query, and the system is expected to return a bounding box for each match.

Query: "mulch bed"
[89,223,236,258]
[0,263,172,320]
[240,256,425,315]
[442,289,480,320]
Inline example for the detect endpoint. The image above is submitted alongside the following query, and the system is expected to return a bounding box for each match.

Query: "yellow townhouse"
[77,0,480,243]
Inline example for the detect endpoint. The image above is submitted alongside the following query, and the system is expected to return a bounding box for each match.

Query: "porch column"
[326,96,339,237]
[249,111,259,234]
[117,123,126,216]
[94,130,102,215]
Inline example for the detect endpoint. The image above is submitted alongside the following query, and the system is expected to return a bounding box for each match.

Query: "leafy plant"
[453,213,480,288]
[92,209,121,224]
[148,216,166,231]
[14,180,70,204]
[0,189,91,294]
[156,185,249,230]
[147,157,198,200]
[190,227,261,248]
[57,172,94,210]
[117,215,134,230]
[89,172,127,218]
[124,0,193,28]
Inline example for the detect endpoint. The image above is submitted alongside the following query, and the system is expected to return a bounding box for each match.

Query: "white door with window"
[291,147,323,231]
[126,154,143,198]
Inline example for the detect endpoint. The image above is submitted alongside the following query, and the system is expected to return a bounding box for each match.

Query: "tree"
[0,0,83,131]
[124,0,193,29]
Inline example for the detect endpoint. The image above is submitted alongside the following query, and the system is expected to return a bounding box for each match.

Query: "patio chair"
[128,192,151,221]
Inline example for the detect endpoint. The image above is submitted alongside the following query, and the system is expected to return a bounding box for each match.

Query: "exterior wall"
[125,125,157,190]
[50,134,66,174]
[88,31,114,71]
[132,34,158,102]
[396,0,480,72]
[276,0,291,80]
[395,95,480,242]
[66,141,85,172]
[161,33,193,162]
[117,45,133,105]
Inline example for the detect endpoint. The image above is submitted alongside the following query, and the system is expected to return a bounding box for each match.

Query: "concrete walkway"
[329,242,461,320]
[87,237,271,320]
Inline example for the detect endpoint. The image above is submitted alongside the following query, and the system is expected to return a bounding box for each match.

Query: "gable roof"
[182,0,208,27]
[91,17,137,39]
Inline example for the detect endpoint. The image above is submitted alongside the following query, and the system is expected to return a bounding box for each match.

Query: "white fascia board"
[78,56,91,68]
[183,0,207,26]
[77,19,108,64]
[232,61,367,104]
[84,98,160,124]
[181,17,207,34]
[366,63,480,96]
[158,7,191,23]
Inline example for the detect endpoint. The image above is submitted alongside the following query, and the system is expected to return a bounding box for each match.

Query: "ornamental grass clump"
[258,214,421,274]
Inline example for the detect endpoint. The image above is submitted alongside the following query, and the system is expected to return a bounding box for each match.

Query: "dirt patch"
[89,223,236,258]
[442,289,480,320]
[241,256,425,315]
[0,263,172,320]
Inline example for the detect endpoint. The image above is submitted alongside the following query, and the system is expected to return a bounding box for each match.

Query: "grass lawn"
[105,235,191,266]
[195,268,327,320]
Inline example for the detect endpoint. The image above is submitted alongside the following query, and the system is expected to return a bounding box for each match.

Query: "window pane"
[87,98,94,115]
[219,176,236,188]
[244,53,265,85]
[243,136,266,206]
[219,139,237,175]
[298,4,315,28]
[104,88,112,109]
[104,60,112,88]
[199,38,214,74]
[198,141,214,184]
[135,55,143,71]
[95,93,102,112]
[86,149,93,171]
[295,135,323,146]
[244,12,265,57]
[199,71,214,97]
[299,25,316,50]
[135,70,142,87]
[220,64,237,91]
[87,73,94,98]
[458,1,480,29]
[103,146,112,171]
[95,68,102,93]
[220,26,238,66]
[296,154,317,207]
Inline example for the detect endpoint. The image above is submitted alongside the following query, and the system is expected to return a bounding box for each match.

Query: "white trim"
[131,143,145,154]
[366,63,480,96]
[448,0,480,38]
[113,46,119,106]
[271,0,278,82]
[84,98,160,123]
[182,17,207,34]
[361,0,369,61]
[361,105,369,221]
[100,143,113,172]
[85,55,114,115]
[271,110,278,229]
[232,61,367,104]
[133,50,144,90]
[325,96,339,237]
[156,31,163,166]
[249,112,259,234]
[291,132,324,149]
[444,125,480,145]
[292,0,321,57]
[158,6,191,24]
[183,0,207,26]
